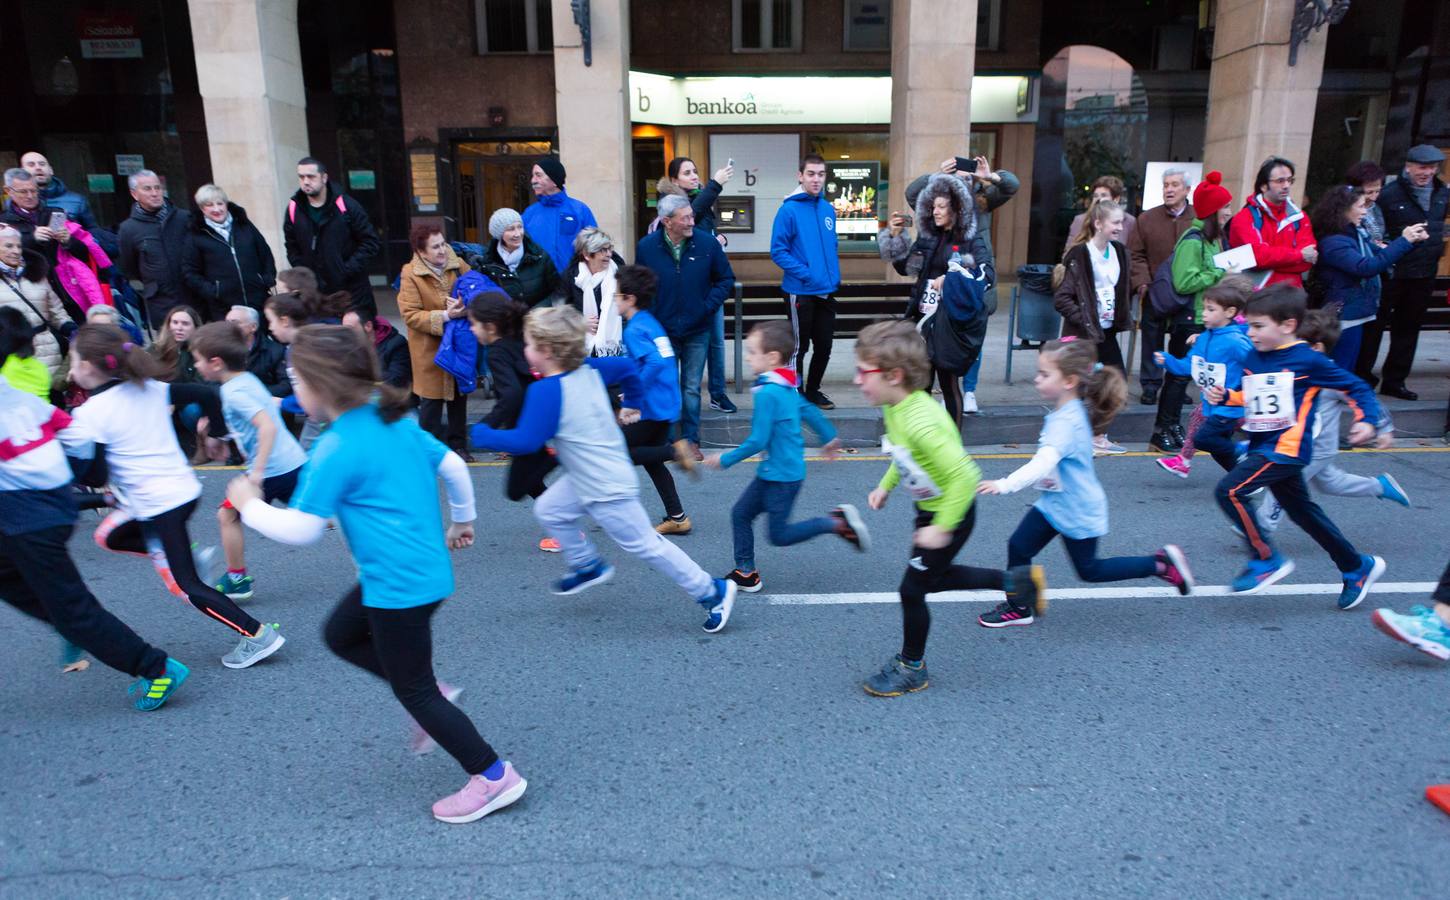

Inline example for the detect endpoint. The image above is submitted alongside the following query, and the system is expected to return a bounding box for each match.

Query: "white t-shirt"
[1088,242,1120,329]
[69,380,202,518]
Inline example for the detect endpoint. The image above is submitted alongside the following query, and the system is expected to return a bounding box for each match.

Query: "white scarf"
[499,241,524,272]
[577,260,623,356]
[205,213,234,241]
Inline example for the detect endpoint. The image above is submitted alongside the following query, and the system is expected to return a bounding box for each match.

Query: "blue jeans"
[731,477,836,572]
[1006,507,1157,582]
[961,352,983,393]
[672,330,710,444]
[707,307,728,399]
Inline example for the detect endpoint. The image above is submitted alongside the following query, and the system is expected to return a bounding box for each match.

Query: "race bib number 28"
[1241,372,1295,432]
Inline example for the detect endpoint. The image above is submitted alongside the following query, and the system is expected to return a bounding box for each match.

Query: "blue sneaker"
[551,559,614,596]
[1376,473,1411,508]
[1372,605,1450,660]
[863,656,929,697]
[700,578,737,633]
[1231,555,1295,594]
[128,658,189,711]
[215,572,255,601]
[1338,554,1386,610]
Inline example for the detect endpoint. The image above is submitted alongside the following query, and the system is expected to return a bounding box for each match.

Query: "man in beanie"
[1226,155,1317,290]
[521,156,598,272]
[1357,144,1449,401]
[466,207,558,307]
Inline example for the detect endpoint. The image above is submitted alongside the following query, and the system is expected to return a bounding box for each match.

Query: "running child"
[0,315,187,709]
[265,287,352,448]
[65,324,286,668]
[1207,284,1391,605]
[228,324,524,824]
[0,307,49,399]
[707,319,868,593]
[189,321,309,600]
[853,320,1044,697]
[977,337,1194,627]
[469,305,737,633]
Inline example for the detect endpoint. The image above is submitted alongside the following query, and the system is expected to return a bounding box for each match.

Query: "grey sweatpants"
[1258,456,1382,533]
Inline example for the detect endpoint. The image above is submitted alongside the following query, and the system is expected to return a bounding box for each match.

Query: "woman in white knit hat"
[464,207,558,308]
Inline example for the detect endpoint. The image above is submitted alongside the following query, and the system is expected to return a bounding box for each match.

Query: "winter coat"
[482,336,532,429]
[1127,203,1195,293]
[1169,221,1225,325]
[1377,175,1449,280]
[770,188,840,296]
[39,177,100,231]
[1053,240,1131,341]
[521,189,598,272]
[877,173,992,319]
[1,200,91,318]
[634,228,735,339]
[0,250,76,387]
[655,177,725,237]
[118,201,192,316]
[1226,194,1316,288]
[434,319,478,395]
[467,236,558,307]
[181,203,277,321]
[245,332,291,398]
[55,221,114,313]
[282,184,380,311]
[396,248,470,401]
[1313,227,1416,322]
[375,325,411,390]
[903,168,1019,264]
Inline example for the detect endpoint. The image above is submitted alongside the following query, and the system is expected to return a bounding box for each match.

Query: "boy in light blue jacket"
[706,321,868,593]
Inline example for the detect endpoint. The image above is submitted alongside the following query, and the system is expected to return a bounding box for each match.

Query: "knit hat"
[1192,170,1232,219]
[488,207,522,240]
[535,156,566,188]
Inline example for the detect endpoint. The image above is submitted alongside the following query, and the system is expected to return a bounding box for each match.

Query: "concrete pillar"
[1203,0,1328,202]
[887,0,976,215]
[551,0,633,244]
[187,0,309,256]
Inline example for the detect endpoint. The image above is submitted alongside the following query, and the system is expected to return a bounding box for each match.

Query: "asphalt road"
[3,445,1448,898]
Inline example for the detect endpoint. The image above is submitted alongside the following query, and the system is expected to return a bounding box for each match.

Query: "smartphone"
[727,158,735,167]
[48,210,67,231]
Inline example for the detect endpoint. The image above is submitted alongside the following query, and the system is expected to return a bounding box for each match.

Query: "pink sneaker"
[432,762,527,824]
[1155,454,1191,478]
[408,682,464,755]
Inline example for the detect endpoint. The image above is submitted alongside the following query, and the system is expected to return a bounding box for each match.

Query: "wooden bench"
[1425,276,1450,331]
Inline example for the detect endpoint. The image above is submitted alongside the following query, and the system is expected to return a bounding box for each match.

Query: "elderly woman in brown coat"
[397,223,473,460]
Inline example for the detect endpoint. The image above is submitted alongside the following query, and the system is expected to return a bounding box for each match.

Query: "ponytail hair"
[1068,199,1123,252]
[288,324,412,423]
[74,323,164,385]
[1041,338,1127,433]
[467,290,528,339]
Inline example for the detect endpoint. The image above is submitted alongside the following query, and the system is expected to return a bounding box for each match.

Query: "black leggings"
[929,367,965,432]
[102,499,262,637]
[2,524,169,679]
[622,419,684,517]
[323,585,498,775]
[899,506,1004,661]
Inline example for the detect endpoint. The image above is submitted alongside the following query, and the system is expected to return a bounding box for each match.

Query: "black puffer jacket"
[878,173,991,319]
[245,333,291,398]
[282,183,380,311]
[182,203,277,321]
[467,235,558,308]
[118,201,192,318]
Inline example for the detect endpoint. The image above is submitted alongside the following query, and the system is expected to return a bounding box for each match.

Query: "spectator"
[1128,167,1195,405]
[117,169,192,328]
[181,184,276,323]
[521,157,598,272]
[2,167,89,318]
[282,157,380,315]
[86,300,144,345]
[1064,176,1138,258]
[342,307,411,390]
[560,227,627,357]
[636,194,735,459]
[149,305,204,384]
[224,305,290,397]
[1345,160,1388,245]
[20,151,99,231]
[0,224,74,393]
[1358,145,1449,401]
[657,156,738,413]
[466,208,558,307]
[1226,155,1317,289]
[771,154,840,409]
[396,223,472,459]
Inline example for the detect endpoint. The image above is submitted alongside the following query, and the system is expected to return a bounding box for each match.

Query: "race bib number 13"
[1241,372,1295,432]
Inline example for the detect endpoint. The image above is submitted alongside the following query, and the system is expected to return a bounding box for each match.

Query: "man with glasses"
[1227,156,1318,290]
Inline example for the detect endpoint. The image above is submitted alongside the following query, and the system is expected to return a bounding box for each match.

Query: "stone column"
[551,0,633,243]
[187,0,309,256]
[1203,0,1328,202]
[887,0,977,216]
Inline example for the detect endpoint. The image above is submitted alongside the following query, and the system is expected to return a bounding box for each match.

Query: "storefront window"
[808,132,889,253]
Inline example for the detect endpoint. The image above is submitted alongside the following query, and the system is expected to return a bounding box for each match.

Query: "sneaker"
[1377,473,1411,508]
[862,656,929,696]
[129,658,189,711]
[700,578,737,633]
[726,568,762,593]
[552,559,614,596]
[709,395,739,414]
[1093,435,1127,456]
[538,537,561,553]
[805,390,835,410]
[60,639,89,673]
[215,572,255,601]
[1007,564,1048,617]
[672,439,700,477]
[1155,454,1191,478]
[1371,606,1450,661]
[830,504,871,552]
[1338,554,1386,610]
[409,682,464,755]
[432,762,528,824]
[656,515,693,535]
[978,600,1034,628]
[1230,555,1295,594]
[963,391,979,414]
[1156,544,1194,596]
[1148,430,1182,453]
[221,623,285,669]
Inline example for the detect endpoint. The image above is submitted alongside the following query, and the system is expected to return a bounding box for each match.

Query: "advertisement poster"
[825,162,881,241]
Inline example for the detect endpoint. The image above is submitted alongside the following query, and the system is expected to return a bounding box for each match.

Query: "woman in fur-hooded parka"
[878,173,992,321]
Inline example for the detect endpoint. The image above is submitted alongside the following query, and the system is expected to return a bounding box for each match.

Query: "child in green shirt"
[0,308,50,399]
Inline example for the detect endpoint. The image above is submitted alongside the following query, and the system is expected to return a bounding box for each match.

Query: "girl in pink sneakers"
[226,325,526,824]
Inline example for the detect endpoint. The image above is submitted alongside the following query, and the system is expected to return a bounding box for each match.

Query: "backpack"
[1148,227,1202,317]
[286,195,347,224]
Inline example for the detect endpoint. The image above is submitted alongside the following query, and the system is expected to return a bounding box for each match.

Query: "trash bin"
[1004,264,1063,383]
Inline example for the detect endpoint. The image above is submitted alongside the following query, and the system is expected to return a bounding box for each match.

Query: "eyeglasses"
[855,365,882,377]
[1269,176,1296,185]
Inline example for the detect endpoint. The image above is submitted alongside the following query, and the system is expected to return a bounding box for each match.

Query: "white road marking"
[761,582,1439,605]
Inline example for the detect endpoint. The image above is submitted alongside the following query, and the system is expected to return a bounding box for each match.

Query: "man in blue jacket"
[522,157,598,272]
[770,154,841,409]
[636,194,735,458]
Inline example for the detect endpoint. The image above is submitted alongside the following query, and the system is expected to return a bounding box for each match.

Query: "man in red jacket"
[1226,156,1318,289]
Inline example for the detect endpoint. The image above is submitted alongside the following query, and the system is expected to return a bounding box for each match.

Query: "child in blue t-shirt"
[191,322,308,601]
[705,320,866,594]
[228,323,525,826]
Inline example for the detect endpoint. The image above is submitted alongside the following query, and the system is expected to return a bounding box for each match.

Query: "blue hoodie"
[720,370,836,482]
[522,189,598,272]
[620,310,681,422]
[770,189,841,296]
[1161,323,1253,418]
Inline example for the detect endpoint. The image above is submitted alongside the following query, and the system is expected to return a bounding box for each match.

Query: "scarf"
[424,258,446,279]
[371,316,396,347]
[6,201,38,225]
[1404,172,1433,212]
[498,241,524,272]
[0,258,22,279]
[578,260,623,356]
[204,213,234,242]
[752,368,798,392]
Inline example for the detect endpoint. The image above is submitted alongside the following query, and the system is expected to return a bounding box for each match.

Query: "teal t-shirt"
[290,404,454,608]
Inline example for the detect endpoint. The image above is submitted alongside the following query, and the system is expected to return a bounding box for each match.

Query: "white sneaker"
[963,391,979,414]
[221,623,285,669]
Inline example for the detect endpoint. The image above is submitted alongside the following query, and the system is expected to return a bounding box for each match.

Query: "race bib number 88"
[1191,356,1227,391]
[1241,372,1295,432]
